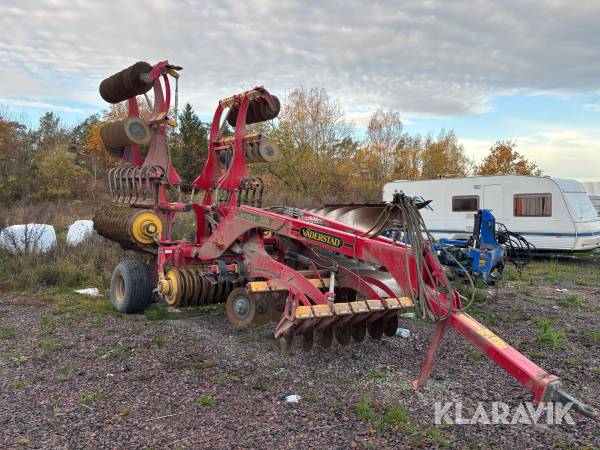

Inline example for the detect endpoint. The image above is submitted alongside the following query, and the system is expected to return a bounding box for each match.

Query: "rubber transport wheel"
[110,260,153,314]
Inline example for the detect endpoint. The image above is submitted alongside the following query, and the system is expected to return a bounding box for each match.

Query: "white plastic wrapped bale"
[66,220,95,246]
[0,224,57,254]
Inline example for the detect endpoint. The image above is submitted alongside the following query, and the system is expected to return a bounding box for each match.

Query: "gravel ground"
[0,264,599,449]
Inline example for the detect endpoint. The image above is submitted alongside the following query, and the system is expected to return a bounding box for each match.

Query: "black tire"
[110,260,153,314]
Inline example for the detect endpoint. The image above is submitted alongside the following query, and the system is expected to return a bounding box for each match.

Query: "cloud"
[1,0,599,119]
[461,128,600,180]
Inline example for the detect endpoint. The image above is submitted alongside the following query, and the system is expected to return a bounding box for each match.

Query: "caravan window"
[452,195,479,212]
[514,193,552,217]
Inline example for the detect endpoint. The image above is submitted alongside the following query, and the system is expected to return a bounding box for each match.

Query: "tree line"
[0,87,541,206]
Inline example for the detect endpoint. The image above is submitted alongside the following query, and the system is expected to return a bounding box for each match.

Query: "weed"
[331,398,344,412]
[119,406,131,416]
[77,390,106,409]
[199,359,216,369]
[153,335,165,348]
[304,390,320,401]
[39,336,63,355]
[368,368,392,381]
[212,373,241,384]
[591,331,600,343]
[252,380,269,392]
[465,347,483,365]
[11,380,28,389]
[234,334,251,344]
[248,351,258,361]
[15,438,29,447]
[196,395,214,407]
[535,319,568,350]
[56,364,77,381]
[426,425,450,447]
[0,326,17,339]
[558,295,581,308]
[375,406,414,432]
[355,399,374,421]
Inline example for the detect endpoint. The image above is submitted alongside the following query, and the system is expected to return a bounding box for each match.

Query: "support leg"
[412,319,449,389]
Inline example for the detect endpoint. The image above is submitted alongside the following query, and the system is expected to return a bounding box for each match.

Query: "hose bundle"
[390,193,475,321]
[495,222,536,269]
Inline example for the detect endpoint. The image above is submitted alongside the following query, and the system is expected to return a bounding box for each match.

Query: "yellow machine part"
[130,210,162,245]
[163,269,181,306]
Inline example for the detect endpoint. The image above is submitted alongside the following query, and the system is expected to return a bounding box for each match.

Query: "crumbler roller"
[89,60,598,422]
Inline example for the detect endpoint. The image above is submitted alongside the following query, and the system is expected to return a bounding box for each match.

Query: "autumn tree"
[476,140,542,176]
[263,87,353,204]
[420,130,472,179]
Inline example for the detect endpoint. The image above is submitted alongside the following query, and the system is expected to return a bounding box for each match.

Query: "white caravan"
[580,181,600,215]
[383,176,600,251]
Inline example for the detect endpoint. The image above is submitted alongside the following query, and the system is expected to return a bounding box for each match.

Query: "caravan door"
[483,185,503,218]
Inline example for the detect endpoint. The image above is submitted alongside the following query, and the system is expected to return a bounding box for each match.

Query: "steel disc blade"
[180,269,192,307]
[252,294,270,325]
[205,281,216,304]
[367,318,385,340]
[213,282,224,304]
[302,324,314,352]
[226,287,256,328]
[383,315,399,337]
[351,321,367,342]
[198,277,209,305]
[279,327,294,354]
[334,323,352,346]
[316,327,333,349]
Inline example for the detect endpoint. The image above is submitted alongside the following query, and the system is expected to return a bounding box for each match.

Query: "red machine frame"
[110,63,597,420]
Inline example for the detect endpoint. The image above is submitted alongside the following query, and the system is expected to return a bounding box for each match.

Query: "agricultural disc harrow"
[91,60,598,421]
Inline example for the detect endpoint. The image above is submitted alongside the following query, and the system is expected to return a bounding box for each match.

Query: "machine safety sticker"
[299,227,343,248]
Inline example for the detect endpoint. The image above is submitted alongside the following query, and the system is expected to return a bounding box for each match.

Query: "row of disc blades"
[280,314,399,353]
[165,266,245,307]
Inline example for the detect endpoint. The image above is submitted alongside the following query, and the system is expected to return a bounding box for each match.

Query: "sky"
[1,0,599,180]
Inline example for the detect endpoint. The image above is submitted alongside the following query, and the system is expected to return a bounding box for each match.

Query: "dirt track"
[0,266,599,449]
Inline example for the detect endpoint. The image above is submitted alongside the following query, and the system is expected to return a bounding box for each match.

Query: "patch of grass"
[368,368,392,381]
[355,399,374,421]
[590,331,600,343]
[519,289,534,298]
[330,398,344,412]
[119,406,131,417]
[252,380,269,392]
[557,295,582,308]
[304,390,319,401]
[248,351,258,361]
[56,364,77,382]
[76,390,106,409]
[195,395,214,407]
[143,304,216,321]
[465,347,483,365]
[535,319,568,350]
[375,406,415,433]
[529,351,549,360]
[39,336,63,355]
[153,334,165,348]
[426,425,451,447]
[0,325,17,339]
[467,304,498,326]
[212,373,241,384]
[15,438,29,447]
[234,334,252,344]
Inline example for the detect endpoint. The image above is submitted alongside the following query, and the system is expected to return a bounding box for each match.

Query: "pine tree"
[171,103,208,187]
